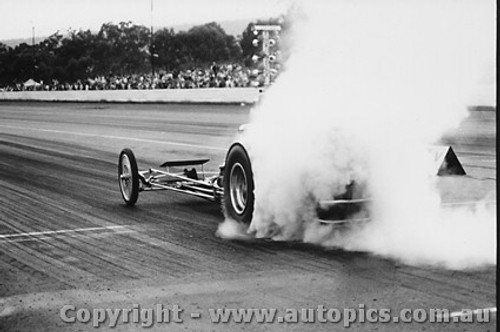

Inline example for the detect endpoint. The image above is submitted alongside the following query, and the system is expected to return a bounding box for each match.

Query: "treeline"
[0,19,284,87]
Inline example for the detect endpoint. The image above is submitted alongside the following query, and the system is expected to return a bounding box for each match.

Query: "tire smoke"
[233,0,496,269]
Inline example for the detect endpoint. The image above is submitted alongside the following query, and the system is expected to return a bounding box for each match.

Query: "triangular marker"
[429,145,466,176]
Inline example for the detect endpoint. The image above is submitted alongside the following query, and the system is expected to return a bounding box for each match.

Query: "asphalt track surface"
[0,102,496,331]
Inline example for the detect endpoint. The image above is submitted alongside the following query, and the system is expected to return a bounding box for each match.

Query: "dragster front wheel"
[118,148,139,206]
[223,144,254,224]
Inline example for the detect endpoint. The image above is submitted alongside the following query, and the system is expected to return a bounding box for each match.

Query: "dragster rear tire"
[118,148,139,206]
[223,144,254,224]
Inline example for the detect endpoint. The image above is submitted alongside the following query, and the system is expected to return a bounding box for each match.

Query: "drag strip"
[0,124,227,151]
[0,102,496,331]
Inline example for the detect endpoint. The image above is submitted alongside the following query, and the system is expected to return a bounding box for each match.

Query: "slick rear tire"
[223,144,254,224]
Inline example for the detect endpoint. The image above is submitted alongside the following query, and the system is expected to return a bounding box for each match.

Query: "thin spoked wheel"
[223,144,254,224]
[118,148,139,206]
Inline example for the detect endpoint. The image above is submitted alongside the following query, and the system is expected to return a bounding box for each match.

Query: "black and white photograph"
[0,0,496,331]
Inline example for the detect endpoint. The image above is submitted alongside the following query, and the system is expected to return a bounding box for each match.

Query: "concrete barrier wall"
[1,85,494,107]
[0,87,261,104]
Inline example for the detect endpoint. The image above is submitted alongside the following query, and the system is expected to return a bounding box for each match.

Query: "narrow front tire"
[118,148,139,206]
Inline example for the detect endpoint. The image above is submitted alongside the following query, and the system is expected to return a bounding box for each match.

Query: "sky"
[0,0,293,41]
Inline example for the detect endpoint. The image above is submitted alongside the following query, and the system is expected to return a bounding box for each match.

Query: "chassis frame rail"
[139,168,223,202]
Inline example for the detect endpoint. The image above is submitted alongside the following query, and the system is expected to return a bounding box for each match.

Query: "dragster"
[118,126,465,225]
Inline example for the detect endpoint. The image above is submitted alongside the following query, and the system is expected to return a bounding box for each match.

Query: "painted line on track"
[0,225,128,239]
[0,124,226,151]
[0,229,135,244]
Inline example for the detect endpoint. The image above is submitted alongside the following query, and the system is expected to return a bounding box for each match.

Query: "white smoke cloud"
[216,218,253,240]
[219,0,496,269]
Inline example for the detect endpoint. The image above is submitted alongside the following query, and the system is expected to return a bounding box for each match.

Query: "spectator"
[1,62,280,91]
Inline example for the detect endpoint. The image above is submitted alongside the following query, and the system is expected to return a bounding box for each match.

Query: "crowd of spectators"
[3,63,278,92]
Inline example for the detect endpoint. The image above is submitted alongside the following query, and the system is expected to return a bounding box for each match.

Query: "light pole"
[31,24,35,79]
[150,0,155,77]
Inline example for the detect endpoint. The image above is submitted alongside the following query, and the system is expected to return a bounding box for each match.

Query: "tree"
[154,28,182,71]
[9,43,35,84]
[94,22,150,75]
[181,22,241,67]
[36,32,63,83]
[53,30,94,81]
[1,19,274,87]
[0,43,13,86]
